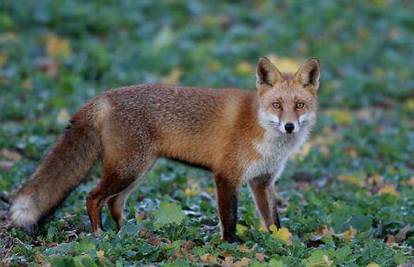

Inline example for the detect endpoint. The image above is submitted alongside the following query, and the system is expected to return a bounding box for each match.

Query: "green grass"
[1,0,414,266]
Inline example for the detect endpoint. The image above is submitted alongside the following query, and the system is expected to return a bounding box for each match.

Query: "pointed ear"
[256,57,283,93]
[294,58,320,90]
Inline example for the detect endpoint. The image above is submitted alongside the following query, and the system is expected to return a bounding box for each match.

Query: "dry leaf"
[223,256,234,266]
[96,250,105,258]
[46,33,71,59]
[0,53,8,67]
[342,227,357,241]
[57,109,70,125]
[235,61,254,76]
[338,175,364,187]
[325,109,353,125]
[366,263,380,267]
[200,253,217,264]
[378,185,399,197]
[270,225,292,245]
[255,253,266,262]
[0,149,22,161]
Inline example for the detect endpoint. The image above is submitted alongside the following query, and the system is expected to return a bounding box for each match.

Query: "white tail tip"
[9,196,39,230]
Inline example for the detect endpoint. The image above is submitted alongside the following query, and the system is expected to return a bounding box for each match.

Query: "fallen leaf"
[270,225,292,245]
[96,250,104,258]
[325,109,353,125]
[342,227,357,241]
[223,256,234,266]
[338,175,364,187]
[0,53,8,67]
[366,263,380,267]
[46,33,71,59]
[200,253,217,264]
[0,149,22,161]
[57,109,70,125]
[236,224,248,236]
[235,61,254,76]
[255,253,266,262]
[259,225,268,233]
[378,185,399,197]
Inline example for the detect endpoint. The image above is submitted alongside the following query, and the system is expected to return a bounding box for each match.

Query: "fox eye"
[295,102,305,109]
[272,102,281,109]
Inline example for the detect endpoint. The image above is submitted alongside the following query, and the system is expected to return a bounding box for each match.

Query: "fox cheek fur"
[9,57,320,243]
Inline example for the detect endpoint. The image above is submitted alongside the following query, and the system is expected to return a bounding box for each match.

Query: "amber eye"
[295,102,305,109]
[272,102,281,109]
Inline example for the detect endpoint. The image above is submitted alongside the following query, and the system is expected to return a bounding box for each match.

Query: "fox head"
[256,57,320,134]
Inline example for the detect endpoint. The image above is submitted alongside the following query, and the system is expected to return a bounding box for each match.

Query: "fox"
[9,57,320,242]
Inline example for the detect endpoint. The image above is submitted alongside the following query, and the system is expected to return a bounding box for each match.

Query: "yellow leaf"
[239,244,253,253]
[338,175,364,187]
[342,227,357,241]
[259,225,268,233]
[96,250,104,258]
[236,224,248,236]
[162,68,182,85]
[0,53,8,67]
[224,256,234,266]
[208,60,222,71]
[200,253,217,264]
[368,173,384,187]
[235,61,254,76]
[315,225,335,238]
[378,185,399,197]
[46,33,71,59]
[266,54,300,73]
[403,99,414,112]
[271,227,292,245]
[326,109,353,125]
[366,263,381,267]
[269,224,278,232]
[184,181,200,197]
[57,109,70,125]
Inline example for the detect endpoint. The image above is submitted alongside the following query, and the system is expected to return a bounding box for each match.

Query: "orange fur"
[9,58,320,242]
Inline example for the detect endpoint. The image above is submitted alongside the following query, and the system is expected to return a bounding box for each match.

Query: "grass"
[1,0,414,266]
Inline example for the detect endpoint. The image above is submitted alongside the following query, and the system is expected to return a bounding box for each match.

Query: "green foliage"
[1,0,414,266]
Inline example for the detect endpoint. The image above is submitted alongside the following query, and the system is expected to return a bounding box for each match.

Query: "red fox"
[9,57,320,242]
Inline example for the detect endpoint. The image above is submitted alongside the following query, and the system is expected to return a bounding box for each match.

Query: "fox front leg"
[214,175,240,243]
[249,177,281,229]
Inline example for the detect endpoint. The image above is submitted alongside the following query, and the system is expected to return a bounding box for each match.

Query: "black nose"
[284,123,295,133]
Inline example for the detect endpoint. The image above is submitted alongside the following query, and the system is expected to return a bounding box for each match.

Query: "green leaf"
[154,202,185,228]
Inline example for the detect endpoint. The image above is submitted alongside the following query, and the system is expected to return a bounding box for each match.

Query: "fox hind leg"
[107,176,143,230]
[86,156,154,234]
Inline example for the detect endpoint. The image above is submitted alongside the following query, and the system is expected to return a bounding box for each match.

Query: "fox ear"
[256,57,283,93]
[294,58,320,90]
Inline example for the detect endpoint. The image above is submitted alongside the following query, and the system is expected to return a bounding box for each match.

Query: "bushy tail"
[9,106,101,232]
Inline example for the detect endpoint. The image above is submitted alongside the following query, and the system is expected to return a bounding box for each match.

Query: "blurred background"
[1,0,414,265]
